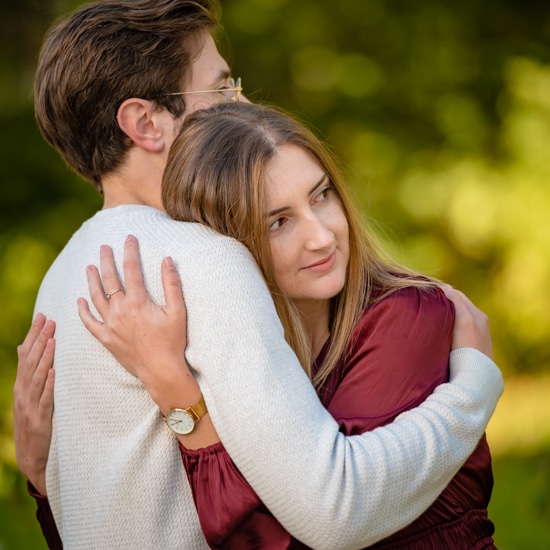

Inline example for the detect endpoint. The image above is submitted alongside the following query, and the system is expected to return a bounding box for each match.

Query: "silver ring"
[105,288,123,299]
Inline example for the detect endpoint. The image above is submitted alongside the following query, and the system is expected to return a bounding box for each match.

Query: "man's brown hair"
[34,0,221,191]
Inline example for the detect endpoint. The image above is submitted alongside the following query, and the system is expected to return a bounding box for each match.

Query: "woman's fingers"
[15,315,55,401]
[89,236,146,313]
[86,262,114,320]
[13,317,57,495]
[28,334,56,403]
[17,313,46,361]
[88,236,172,311]
[99,244,125,299]
[161,256,185,312]
[77,297,105,341]
[122,235,147,301]
[37,367,55,422]
[17,315,55,388]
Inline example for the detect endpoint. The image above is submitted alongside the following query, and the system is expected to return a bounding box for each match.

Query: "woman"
[156,102,495,548]
[17,102,499,549]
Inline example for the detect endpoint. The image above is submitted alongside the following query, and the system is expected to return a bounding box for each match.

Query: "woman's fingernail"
[163,256,174,269]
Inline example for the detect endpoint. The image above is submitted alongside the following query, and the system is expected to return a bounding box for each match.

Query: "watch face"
[166,409,195,435]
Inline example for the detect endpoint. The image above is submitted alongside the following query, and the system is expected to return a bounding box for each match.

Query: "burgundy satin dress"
[33,286,495,549]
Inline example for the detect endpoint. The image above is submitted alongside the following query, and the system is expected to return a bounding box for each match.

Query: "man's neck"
[101,172,164,211]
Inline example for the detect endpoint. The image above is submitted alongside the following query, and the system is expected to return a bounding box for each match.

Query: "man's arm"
[171,235,503,549]
[15,235,502,550]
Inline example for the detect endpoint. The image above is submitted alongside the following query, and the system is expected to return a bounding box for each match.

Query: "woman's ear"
[117,98,168,153]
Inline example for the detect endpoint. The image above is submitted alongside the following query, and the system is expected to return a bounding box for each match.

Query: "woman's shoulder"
[357,280,454,338]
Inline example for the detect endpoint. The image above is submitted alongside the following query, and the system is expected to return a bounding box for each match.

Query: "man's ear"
[117,98,168,153]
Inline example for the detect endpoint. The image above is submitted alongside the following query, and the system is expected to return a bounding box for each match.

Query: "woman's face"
[264,144,350,315]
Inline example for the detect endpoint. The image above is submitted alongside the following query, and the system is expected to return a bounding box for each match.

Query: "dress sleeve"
[326,286,453,433]
[179,442,295,549]
[177,237,503,550]
[28,482,63,550]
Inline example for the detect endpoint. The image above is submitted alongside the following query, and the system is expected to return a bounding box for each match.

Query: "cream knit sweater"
[36,205,503,549]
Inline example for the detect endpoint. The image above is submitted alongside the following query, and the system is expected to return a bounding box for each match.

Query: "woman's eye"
[312,186,332,205]
[269,218,286,232]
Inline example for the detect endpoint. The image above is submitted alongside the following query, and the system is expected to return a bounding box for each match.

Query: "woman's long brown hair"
[163,102,436,388]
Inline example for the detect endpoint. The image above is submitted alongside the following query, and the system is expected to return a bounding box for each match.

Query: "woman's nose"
[303,215,333,251]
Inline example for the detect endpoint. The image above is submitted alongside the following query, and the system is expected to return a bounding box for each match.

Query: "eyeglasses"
[162,77,242,103]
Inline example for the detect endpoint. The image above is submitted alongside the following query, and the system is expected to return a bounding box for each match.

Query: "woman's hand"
[442,285,493,360]
[77,234,198,408]
[77,235,219,448]
[13,314,56,496]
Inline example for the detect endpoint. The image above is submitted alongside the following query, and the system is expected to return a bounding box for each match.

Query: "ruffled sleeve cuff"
[27,481,63,550]
[179,442,292,549]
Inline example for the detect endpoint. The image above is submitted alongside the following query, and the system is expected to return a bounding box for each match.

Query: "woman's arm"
[13,314,62,549]
[14,235,502,550]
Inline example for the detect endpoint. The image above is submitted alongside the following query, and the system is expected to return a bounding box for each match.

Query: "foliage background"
[1,0,549,547]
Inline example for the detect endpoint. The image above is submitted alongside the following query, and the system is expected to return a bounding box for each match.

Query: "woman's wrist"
[27,469,47,498]
[135,355,220,449]
[138,357,201,415]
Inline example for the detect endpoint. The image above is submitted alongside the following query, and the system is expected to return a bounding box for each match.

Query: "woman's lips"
[303,251,336,273]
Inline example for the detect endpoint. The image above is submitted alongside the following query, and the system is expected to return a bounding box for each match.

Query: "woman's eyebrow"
[267,174,328,218]
[308,174,328,196]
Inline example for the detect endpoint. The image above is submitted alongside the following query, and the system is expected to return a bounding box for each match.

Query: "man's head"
[34,0,222,192]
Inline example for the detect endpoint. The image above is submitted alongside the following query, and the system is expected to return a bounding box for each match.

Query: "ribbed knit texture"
[37,205,503,549]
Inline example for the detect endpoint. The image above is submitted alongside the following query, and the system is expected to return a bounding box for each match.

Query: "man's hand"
[442,285,493,360]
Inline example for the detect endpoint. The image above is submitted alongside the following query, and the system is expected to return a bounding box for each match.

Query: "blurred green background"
[1,0,549,547]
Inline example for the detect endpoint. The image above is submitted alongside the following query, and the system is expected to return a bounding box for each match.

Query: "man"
[14,0,502,548]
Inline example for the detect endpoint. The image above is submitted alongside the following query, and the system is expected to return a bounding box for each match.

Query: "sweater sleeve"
[179,286,455,547]
[174,236,503,550]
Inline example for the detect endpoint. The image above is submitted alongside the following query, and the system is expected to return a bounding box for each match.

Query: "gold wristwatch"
[164,395,208,435]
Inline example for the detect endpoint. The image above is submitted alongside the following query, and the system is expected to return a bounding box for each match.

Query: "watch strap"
[186,394,208,422]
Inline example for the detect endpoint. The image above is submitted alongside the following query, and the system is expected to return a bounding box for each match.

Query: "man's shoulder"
[54,205,245,257]
[37,205,260,298]
[121,207,252,262]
